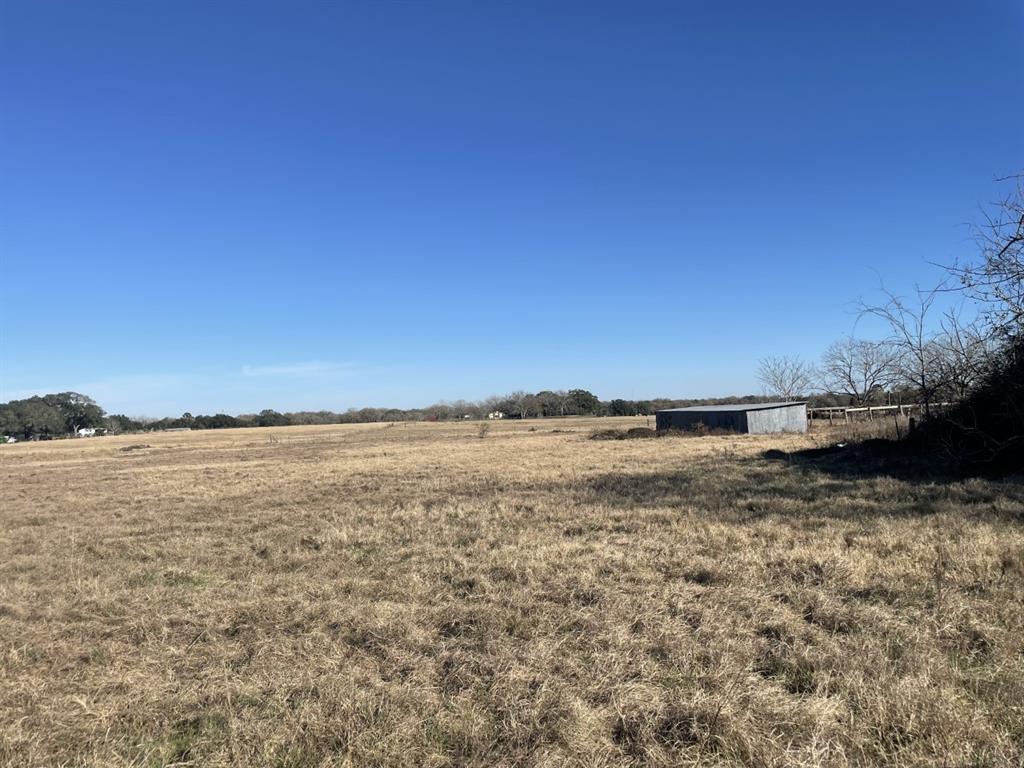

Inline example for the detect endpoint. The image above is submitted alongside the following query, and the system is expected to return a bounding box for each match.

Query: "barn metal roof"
[657,401,806,413]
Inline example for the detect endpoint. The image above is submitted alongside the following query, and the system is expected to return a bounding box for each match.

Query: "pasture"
[1,418,1022,767]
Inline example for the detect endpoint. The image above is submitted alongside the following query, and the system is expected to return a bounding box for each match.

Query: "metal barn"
[656,402,808,434]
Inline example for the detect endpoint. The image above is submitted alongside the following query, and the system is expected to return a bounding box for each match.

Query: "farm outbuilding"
[656,402,808,434]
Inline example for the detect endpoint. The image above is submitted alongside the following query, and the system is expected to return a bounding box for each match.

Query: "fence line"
[807,403,951,424]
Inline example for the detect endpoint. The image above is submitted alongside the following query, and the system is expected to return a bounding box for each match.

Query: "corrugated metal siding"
[656,410,748,432]
[656,403,807,434]
[745,404,807,433]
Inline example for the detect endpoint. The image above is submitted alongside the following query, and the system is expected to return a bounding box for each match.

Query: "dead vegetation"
[1,417,1022,767]
[590,427,659,440]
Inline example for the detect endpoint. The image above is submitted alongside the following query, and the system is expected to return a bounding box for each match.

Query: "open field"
[1,417,1023,767]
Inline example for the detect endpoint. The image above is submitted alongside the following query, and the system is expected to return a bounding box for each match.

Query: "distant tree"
[256,409,290,427]
[535,390,568,418]
[449,400,481,419]
[607,398,631,416]
[191,413,242,429]
[567,389,600,415]
[477,396,499,414]
[523,394,543,418]
[756,356,816,400]
[423,403,446,421]
[106,414,144,433]
[285,410,343,425]
[0,405,18,436]
[505,391,532,419]
[6,397,65,438]
[820,338,898,405]
[44,392,105,433]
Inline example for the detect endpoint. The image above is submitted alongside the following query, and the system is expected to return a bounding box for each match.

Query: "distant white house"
[487,411,505,420]
[77,427,97,437]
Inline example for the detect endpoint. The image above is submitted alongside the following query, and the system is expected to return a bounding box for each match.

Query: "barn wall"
[746,405,807,433]
[656,410,749,432]
[656,404,808,434]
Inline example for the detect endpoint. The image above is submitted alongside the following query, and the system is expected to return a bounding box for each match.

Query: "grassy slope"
[1,418,1022,767]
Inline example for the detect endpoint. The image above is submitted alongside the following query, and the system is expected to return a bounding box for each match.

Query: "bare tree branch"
[947,173,1024,335]
[820,338,898,405]
[756,356,815,400]
[858,284,945,415]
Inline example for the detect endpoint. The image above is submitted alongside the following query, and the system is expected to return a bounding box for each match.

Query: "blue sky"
[2,1,1022,416]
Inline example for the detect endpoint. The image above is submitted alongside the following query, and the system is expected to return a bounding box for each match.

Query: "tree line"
[0,388,815,439]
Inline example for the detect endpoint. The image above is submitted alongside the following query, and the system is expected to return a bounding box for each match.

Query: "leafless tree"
[859,285,945,415]
[819,338,898,405]
[507,391,538,419]
[949,173,1024,335]
[933,308,997,401]
[534,390,568,417]
[756,355,816,400]
[482,395,506,416]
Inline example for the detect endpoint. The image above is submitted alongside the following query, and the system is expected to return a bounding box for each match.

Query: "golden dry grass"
[1,417,1023,767]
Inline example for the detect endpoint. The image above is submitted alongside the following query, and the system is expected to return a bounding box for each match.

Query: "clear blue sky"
[2,1,1022,416]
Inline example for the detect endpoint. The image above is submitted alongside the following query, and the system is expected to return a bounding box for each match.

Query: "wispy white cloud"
[240,361,360,378]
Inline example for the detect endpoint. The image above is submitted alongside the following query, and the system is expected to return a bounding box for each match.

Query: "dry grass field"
[1,417,1023,767]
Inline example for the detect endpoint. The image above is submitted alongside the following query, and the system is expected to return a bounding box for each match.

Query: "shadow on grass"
[761,440,955,482]
[764,436,1023,484]
[549,448,1024,523]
